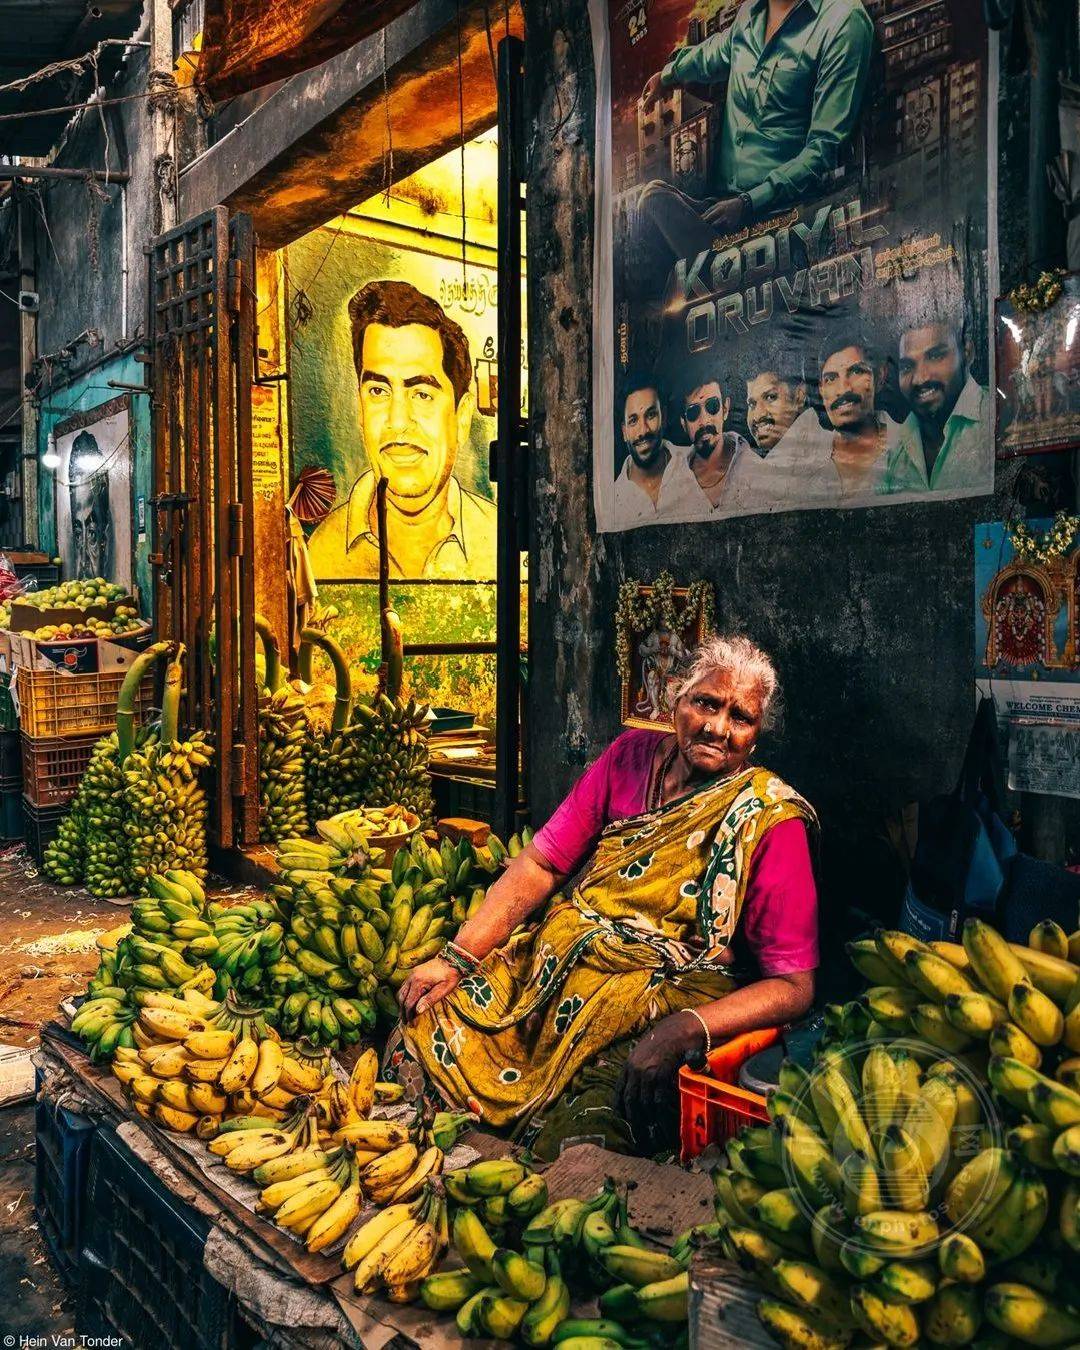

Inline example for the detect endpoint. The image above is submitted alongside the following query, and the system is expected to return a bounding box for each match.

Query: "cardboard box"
[8,625,153,674]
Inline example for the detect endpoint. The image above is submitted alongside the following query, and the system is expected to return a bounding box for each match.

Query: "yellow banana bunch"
[347,1188,445,1298]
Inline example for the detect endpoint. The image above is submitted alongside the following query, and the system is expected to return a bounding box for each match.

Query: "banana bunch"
[429,1169,688,1341]
[70,984,140,1060]
[266,829,514,1044]
[258,684,309,843]
[202,897,287,1001]
[43,727,157,895]
[304,695,433,828]
[123,731,214,889]
[346,1187,448,1301]
[734,916,1080,1350]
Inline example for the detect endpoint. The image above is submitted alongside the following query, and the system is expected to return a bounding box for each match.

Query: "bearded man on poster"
[879,319,990,494]
[308,280,497,580]
[662,371,757,515]
[638,0,875,261]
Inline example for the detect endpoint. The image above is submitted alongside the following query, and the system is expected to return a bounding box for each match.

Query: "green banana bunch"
[258,685,309,843]
[123,732,214,892]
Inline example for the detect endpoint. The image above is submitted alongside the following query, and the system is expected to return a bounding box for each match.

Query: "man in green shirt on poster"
[878,319,991,495]
[638,0,875,261]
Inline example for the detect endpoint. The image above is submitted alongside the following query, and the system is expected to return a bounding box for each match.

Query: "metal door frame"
[148,206,259,851]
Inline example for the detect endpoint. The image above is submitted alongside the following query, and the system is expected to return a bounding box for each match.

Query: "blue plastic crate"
[34,1081,96,1284]
[76,1127,257,1350]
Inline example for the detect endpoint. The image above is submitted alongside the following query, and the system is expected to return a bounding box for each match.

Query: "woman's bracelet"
[442,940,481,977]
[682,1007,712,1057]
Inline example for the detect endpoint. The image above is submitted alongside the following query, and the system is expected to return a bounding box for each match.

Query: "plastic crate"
[0,728,19,779]
[16,667,155,739]
[76,1128,257,1350]
[21,731,100,806]
[431,772,495,824]
[0,670,16,730]
[13,561,61,588]
[34,1081,97,1284]
[678,1026,784,1162]
[0,780,23,841]
[22,797,67,861]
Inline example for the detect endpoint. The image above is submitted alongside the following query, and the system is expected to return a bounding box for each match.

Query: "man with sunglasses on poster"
[662,371,756,515]
[637,0,875,262]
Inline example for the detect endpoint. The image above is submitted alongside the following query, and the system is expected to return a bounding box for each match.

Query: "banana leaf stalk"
[116,639,173,765]
[299,628,352,733]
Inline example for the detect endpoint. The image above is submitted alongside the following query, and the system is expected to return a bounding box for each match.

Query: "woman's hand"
[398,957,461,1020]
[616,1012,704,1147]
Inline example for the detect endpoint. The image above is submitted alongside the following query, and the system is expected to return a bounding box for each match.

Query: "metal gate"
[148,207,259,852]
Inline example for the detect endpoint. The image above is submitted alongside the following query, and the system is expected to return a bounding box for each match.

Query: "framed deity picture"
[995,273,1080,457]
[617,577,713,730]
[51,395,134,590]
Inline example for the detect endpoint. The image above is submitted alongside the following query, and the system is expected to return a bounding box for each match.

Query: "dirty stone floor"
[0,845,121,1338]
[0,847,258,1340]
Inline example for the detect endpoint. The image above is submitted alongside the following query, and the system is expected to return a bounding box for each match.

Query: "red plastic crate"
[678,1025,784,1161]
[20,731,100,806]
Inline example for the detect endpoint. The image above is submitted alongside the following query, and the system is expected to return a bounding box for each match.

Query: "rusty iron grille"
[149,207,259,851]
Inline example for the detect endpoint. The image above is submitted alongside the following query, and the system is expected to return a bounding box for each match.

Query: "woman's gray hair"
[674,634,782,730]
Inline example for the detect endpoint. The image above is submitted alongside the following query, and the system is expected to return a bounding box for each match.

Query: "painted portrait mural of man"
[307,280,497,580]
[68,429,114,580]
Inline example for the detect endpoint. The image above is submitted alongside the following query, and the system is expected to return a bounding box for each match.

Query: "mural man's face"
[621,387,664,470]
[899,323,966,426]
[358,323,473,511]
[682,381,729,457]
[746,372,806,448]
[70,476,111,580]
[821,346,878,431]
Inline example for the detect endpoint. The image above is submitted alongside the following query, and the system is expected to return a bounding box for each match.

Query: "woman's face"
[673,669,764,778]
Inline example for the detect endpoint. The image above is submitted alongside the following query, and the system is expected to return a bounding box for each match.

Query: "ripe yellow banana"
[352,1217,423,1293]
[381,1219,440,1286]
[922,1282,982,1345]
[938,1232,985,1283]
[183,1029,236,1060]
[855,1209,938,1255]
[278,1053,325,1094]
[1029,920,1070,959]
[260,1168,334,1210]
[138,1007,208,1040]
[774,1259,856,1327]
[1008,982,1065,1047]
[253,1146,329,1186]
[985,1282,1080,1346]
[152,1102,200,1133]
[849,1284,919,1346]
[274,1176,342,1232]
[250,1038,284,1095]
[963,919,1032,1000]
[390,1143,444,1202]
[333,1119,412,1151]
[879,1124,930,1212]
[183,1055,229,1084]
[757,1297,851,1350]
[219,1036,259,1094]
[344,1198,426,1269]
[307,1162,362,1253]
[349,1047,379,1117]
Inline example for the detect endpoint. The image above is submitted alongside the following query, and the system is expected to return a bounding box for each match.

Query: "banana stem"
[298,628,352,732]
[380,606,404,702]
[117,639,173,765]
[255,613,283,693]
[160,645,186,745]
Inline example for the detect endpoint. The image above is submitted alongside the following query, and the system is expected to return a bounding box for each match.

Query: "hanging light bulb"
[41,433,60,470]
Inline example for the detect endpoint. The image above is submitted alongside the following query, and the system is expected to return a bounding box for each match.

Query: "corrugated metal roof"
[0,0,146,155]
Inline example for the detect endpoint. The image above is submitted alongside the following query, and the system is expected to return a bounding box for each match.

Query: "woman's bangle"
[442,940,481,977]
[682,1007,712,1057]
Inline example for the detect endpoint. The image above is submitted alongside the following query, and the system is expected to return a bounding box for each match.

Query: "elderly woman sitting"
[397,635,818,1155]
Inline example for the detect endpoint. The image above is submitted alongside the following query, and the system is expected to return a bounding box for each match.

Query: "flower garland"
[615,571,716,682]
[1009,511,1080,565]
[1007,269,1066,314]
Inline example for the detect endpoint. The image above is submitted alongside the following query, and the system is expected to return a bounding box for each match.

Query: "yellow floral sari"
[402,765,814,1134]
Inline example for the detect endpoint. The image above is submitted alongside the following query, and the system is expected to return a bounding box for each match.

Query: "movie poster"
[52,395,133,591]
[589,0,994,531]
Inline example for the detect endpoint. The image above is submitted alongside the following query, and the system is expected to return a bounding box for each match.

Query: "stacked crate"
[18,668,156,861]
[0,684,21,842]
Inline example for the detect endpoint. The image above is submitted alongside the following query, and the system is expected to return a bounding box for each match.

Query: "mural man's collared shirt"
[307,469,497,580]
[659,432,758,515]
[661,0,874,215]
[611,441,684,525]
[879,378,991,495]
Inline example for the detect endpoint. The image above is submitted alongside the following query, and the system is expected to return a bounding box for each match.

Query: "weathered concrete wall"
[34,48,156,358]
[522,1,1079,903]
